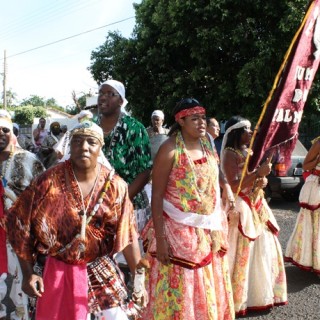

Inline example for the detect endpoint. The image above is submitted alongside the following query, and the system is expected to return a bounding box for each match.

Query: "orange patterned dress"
[6,160,140,319]
[141,132,234,320]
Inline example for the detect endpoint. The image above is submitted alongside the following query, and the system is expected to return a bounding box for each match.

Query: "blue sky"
[0,0,141,107]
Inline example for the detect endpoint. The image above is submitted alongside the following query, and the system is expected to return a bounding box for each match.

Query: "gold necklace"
[0,145,14,187]
[182,136,209,194]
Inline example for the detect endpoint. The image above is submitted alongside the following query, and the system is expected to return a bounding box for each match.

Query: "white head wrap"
[77,110,93,121]
[100,79,128,110]
[70,120,104,146]
[151,110,165,120]
[63,120,112,170]
[13,123,19,131]
[0,114,13,132]
[220,120,251,168]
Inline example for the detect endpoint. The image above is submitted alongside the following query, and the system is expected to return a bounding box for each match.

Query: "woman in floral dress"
[285,136,320,273]
[141,98,235,320]
[221,115,287,316]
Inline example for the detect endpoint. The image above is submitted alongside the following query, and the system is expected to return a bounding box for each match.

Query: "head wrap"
[61,124,68,131]
[151,110,165,120]
[100,79,128,109]
[175,106,206,122]
[220,120,251,168]
[50,122,60,130]
[0,112,13,132]
[13,123,19,131]
[77,110,93,121]
[70,120,104,146]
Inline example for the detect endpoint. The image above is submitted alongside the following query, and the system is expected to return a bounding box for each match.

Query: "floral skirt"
[285,176,320,273]
[141,248,234,320]
[228,199,287,315]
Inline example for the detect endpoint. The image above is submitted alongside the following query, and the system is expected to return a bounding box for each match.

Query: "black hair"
[224,115,248,149]
[168,98,204,136]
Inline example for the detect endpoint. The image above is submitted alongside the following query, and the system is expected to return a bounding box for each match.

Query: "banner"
[249,0,320,171]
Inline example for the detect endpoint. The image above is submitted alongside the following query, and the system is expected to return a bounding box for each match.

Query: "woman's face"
[179,113,207,138]
[70,135,101,170]
[240,125,253,145]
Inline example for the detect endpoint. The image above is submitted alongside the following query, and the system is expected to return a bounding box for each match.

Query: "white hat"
[77,110,93,120]
[13,123,20,130]
[151,110,165,120]
[100,79,128,109]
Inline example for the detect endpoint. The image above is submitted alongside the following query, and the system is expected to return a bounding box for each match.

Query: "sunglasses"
[0,127,10,134]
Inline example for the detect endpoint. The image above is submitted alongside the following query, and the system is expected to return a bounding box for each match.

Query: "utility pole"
[3,50,7,110]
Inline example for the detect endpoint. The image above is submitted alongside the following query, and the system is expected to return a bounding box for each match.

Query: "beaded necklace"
[181,134,209,194]
[71,164,101,240]
[99,113,122,157]
[54,167,114,256]
[0,145,14,187]
[224,146,245,158]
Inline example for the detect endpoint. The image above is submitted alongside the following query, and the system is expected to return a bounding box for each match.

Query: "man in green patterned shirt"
[97,79,152,233]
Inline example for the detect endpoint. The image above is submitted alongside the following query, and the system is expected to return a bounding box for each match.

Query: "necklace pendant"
[79,242,86,253]
[2,177,7,187]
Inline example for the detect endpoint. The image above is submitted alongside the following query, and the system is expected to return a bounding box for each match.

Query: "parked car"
[265,139,308,201]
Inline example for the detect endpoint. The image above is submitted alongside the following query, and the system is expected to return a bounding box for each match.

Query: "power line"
[0,0,104,42]
[1,16,134,60]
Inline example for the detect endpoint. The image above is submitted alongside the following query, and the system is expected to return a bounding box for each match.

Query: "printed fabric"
[141,132,234,320]
[225,150,287,315]
[99,113,152,210]
[6,161,140,319]
[285,168,320,273]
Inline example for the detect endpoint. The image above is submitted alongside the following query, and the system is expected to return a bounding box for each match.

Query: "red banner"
[250,0,320,170]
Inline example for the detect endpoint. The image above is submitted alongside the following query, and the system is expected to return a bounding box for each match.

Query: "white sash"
[163,198,222,230]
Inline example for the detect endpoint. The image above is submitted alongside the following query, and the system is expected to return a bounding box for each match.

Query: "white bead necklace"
[72,164,101,241]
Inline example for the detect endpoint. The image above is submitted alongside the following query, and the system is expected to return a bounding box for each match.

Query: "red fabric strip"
[0,181,7,274]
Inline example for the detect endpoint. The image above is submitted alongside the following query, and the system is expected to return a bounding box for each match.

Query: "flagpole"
[235,0,317,197]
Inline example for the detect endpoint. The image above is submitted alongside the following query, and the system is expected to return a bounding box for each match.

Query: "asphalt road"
[240,198,320,320]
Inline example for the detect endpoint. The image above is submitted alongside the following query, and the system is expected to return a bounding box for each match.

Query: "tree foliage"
[12,106,47,125]
[89,0,319,127]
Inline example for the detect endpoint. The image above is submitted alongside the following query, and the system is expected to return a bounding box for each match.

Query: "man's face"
[207,118,220,139]
[151,116,164,128]
[51,125,61,136]
[0,127,11,152]
[98,84,123,117]
[39,119,46,129]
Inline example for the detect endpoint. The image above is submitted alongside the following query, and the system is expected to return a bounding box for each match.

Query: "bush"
[13,106,47,125]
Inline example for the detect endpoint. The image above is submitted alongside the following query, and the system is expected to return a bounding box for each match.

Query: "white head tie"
[101,79,128,110]
[151,110,165,120]
[220,120,251,166]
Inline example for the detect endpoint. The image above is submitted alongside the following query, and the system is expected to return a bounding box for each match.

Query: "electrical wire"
[0,16,134,60]
[0,0,104,42]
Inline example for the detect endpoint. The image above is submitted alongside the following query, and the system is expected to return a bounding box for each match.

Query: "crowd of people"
[0,79,317,320]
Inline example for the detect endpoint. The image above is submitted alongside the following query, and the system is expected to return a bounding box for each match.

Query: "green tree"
[21,95,46,107]
[89,0,318,127]
[13,106,47,125]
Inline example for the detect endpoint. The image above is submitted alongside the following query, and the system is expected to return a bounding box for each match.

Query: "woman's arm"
[222,149,271,192]
[151,138,175,265]
[303,141,320,171]
[128,169,151,201]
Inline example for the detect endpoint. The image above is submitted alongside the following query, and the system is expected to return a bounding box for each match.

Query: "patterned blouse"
[6,161,138,264]
[99,113,152,209]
